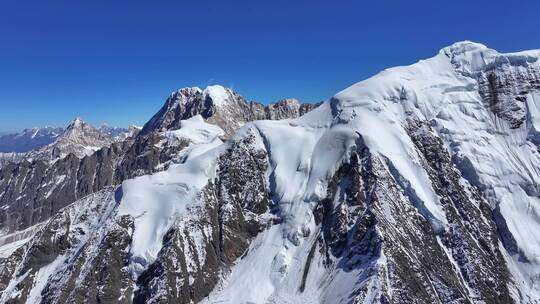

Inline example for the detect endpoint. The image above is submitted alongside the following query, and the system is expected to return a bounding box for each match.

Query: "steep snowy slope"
[1,41,539,304]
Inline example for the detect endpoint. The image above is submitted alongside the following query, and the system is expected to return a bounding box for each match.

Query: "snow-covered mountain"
[0,127,63,153]
[1,41,540,304]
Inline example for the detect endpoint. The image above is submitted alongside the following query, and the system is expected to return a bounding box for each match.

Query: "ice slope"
[335,41,540,255]
[117,115,226,276]
[160,115,225,160]
[199,102,362,303]
[200,41,540,302]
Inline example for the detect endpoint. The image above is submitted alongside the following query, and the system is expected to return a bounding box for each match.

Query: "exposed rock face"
[444,43,540,129]
[0,152,26,169]
[405,121,511,303]
[0,189,134,304]
[1,42,539,303]
[0,141,130,233]
[265,98,320,120]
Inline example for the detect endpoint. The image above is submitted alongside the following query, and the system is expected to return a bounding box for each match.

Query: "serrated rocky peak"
[63,117,109,143]
[0,120,134,169]
[98,124,131,139]
[24,117,115,161]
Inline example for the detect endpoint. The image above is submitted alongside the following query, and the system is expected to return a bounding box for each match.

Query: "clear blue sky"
[0,0,538,132]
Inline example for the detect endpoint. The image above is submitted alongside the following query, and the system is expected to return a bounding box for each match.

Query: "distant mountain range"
[0,127,63,153]
[0,121,139,168]
[0,123,133,154]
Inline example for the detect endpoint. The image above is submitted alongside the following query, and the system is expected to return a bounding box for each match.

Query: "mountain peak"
[67,117,88,130]
[141,85,238,135]
[440,40,488,56]
[169,85,232,107]
[141,84,319,137]
[171,86,202,98]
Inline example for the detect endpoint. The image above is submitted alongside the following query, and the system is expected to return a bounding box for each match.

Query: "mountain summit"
[141,84,319,136]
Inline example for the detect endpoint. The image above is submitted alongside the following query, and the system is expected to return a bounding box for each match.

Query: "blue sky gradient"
[1,0,539,131]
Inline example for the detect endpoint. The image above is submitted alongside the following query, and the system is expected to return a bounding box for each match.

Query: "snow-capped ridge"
[440,40,540,76]
[0,127,64,154]
[440,40,488,56]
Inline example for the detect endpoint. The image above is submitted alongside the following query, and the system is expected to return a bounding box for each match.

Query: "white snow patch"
[26,255,65,304]
[203,85,230,107]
